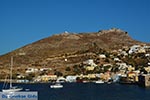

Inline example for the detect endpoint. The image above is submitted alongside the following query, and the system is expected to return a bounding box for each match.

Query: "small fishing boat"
[95,80,104,84]
[50,83,63,88]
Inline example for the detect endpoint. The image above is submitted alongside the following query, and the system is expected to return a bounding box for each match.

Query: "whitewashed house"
[120,51,128,56]
[83,59,97,67]
[99,54,106,59]
[17,74,25,79]
[66,76,77,82]
[114,58,121,62]
[56,77,66,83]
[40,68,52,72]
[26,68,38,73]
[116,63,128,70]
[128,45,141,54]
[145,54,150,57]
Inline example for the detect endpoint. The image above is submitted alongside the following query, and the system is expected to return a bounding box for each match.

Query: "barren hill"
[0,28,145,74]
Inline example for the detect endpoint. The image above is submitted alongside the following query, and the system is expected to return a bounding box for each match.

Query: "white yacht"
[2,86,23,92]
[2,56,23,92]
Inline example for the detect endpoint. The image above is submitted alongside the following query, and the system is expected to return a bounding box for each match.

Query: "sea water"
[0,82,150,100]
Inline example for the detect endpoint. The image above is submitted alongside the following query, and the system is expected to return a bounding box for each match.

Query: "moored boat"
[50,83,63,88]
[95,80,104,84]
[2,86,23,92]
[2,57,23,92]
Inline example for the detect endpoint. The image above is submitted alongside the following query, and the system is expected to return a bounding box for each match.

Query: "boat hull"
[50,84,63,88]
[95,80,104,84]
[2,88,23,92]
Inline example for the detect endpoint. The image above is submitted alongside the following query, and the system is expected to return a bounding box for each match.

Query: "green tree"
[54,71,63,76]
[65,67,71,71]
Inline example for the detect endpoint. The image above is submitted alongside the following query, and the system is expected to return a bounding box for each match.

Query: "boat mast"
[10,56,13,88]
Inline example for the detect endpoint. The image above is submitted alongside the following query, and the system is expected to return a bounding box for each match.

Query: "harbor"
[0,82,150,100]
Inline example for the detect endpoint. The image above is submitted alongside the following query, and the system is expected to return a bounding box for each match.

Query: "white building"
[56,77,66,83]
[26,68,38,73]
[99,54,106,59]
[40,68,52,72]
[114,58,121,62]
[66,76,77,82]
[128,45,141,54]
[83,59,97,67]
[116,63,128,70]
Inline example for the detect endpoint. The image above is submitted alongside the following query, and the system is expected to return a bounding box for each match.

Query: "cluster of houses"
[15,44,150,87]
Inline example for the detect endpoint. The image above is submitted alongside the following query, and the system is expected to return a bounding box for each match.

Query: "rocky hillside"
[0,28,145,74]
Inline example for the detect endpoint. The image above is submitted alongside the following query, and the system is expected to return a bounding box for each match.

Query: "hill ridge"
[0,28,146,71]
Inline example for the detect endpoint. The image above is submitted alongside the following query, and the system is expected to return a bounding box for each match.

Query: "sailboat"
[2,56,23,92]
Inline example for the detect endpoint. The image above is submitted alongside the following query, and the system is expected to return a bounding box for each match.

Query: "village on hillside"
[1,43,150,87]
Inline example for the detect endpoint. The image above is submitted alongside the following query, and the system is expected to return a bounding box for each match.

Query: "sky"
[0,0,150,55]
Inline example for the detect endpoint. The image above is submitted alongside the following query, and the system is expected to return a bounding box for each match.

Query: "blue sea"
[0,82,150,100]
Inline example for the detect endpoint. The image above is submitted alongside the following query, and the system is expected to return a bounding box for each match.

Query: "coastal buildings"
[1,44,150,88]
